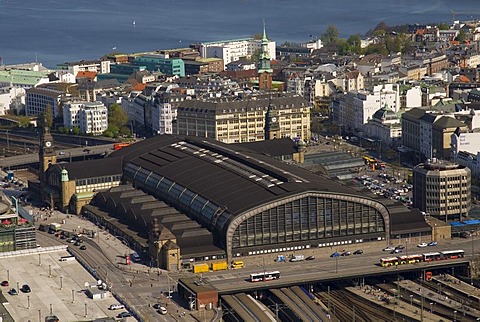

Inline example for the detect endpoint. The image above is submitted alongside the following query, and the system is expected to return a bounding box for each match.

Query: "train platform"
[393,279,480,320]
[432,274,480,303]
[347,285,440,321]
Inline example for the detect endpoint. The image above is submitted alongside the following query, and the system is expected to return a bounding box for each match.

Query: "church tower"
[258,21,273,90]
[265,97,280,140]
[39,125,56,202]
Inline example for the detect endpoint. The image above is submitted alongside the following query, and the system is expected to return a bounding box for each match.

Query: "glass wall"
[231,196,385,249]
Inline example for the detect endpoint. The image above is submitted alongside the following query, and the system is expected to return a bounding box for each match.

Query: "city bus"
[422,252,441,262]
[363,156,375,165]
[249,271,281,282]
[380,257,400,267]
[440,250,465,259]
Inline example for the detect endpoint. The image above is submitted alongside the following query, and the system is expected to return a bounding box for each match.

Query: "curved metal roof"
[113,135,376,233]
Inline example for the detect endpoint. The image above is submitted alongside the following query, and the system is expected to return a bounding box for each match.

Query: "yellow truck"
[211,261,228,271]
[193,263,209,274]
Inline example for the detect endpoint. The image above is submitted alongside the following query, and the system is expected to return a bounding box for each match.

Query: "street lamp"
[430,302,433,313]
[410,294,413,306]
[454,310,457,321]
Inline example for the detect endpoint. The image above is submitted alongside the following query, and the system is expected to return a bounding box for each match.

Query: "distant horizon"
[1,0,475,68]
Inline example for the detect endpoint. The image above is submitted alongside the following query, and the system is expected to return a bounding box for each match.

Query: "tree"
[438,22,449,30]
[71,126,81,135]
[321,25,340,49]
[108,104,128,129]
[455,29,467,43]
[41,104,54,129]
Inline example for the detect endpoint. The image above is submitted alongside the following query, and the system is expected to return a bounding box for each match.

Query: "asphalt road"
[203,237,478,293]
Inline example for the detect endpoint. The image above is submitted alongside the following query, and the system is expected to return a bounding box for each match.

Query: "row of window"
[232,197,385,248]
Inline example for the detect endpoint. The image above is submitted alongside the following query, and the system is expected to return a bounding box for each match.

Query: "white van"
[290,255,305,262]
[59,256,76,262]
[109,304,125,310]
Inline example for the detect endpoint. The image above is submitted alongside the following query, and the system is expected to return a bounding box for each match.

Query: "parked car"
[80,245,87,250]
[353,249,364,255]
[8,288,17,295]
[109,304,125,310]
[21,284,31,293]
[340,251,351,256]
[417,242,428,248]
[390,248,402,254]
[396,245,405,250]
[428,241,438,247]
[1,280,8,287]
[157,307,167,315]
[305,255,315,261]
[330,252,340,258]
[117,311,132,318]
[74,241,81,246]
[383,246,395,252]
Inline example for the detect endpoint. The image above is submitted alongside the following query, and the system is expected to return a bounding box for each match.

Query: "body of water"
[1,0,479,68]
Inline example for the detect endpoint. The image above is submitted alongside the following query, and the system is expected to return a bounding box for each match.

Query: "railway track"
[315,285,413,322]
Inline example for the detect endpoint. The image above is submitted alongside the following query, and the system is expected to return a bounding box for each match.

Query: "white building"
[366,106,402,146]
[199,38,276,68]
[151,85,188,135]
[451,131,480,156]
[63,101,108,135]
[57,60,110,76]
[403,86,423,109]
[455,151,480,179]
[353,84,399,130]
[0,86,25,115]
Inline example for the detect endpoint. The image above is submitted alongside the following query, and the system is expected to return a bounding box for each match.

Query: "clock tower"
[39,125,56,202]
[265,98,280,140]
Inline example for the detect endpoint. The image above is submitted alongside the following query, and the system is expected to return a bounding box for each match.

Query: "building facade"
[174,93,311,143]
[199,37,276,68]
[63,101,108,135]
[134,56,185,77]
[25,87,64,117]
[413,160,471,221]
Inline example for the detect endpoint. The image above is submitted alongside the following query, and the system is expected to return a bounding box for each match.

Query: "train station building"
[75,134,431,270]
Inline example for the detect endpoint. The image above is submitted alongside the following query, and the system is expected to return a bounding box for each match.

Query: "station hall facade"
[74,135,429,267]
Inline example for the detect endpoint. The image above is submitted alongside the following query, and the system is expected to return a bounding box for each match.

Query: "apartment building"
[332,84,399,132]
[63,101,108,135]
[198,38,276,68]
[174,93,311,143]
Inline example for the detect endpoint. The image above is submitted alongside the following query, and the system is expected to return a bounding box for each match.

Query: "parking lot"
[354,172,413,208]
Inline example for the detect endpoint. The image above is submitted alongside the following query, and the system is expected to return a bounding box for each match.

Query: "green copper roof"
[0,69,50,86]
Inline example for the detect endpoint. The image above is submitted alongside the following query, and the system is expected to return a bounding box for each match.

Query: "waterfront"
[0,0,479,68]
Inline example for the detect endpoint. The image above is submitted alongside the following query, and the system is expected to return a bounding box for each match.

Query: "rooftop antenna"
[35,52,38,64]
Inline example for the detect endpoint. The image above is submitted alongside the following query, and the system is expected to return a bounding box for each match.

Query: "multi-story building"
[0,86,25,115]
[413,160,471,221]
[402,108,468,160]
[174,93,311,143]
[151,86,188,135]
[25,87,64,117]
[198,37,276,68]
[0,69,51,89]
[56,60,111,76]
[365,106,402,146]
[63,101,108,135]
[133,55,185,77]
[332,84,399,132]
